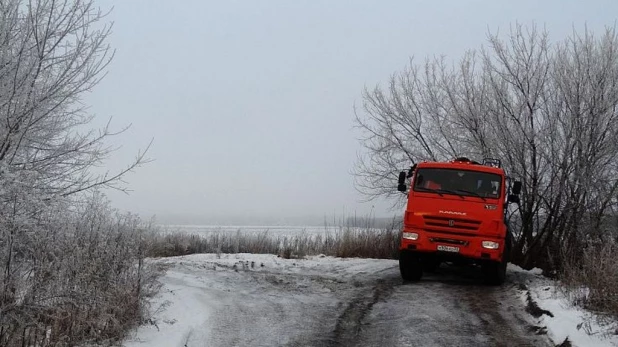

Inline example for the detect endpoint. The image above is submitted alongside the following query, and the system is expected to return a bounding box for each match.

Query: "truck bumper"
[399,234,506,263]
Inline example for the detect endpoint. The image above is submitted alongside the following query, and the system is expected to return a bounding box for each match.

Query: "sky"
[86,0,618,225]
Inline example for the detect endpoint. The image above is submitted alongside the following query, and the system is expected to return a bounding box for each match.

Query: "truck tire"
[482,260,507,285]
[483,233,512,285]
[399,251,422,281]
[422,259,441,273]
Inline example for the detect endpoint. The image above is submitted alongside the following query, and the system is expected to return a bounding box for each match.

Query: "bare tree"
[0,1,154,345]
[0,0,149,200]
[354,24,618,270]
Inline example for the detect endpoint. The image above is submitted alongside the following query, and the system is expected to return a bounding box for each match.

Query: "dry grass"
[147,226,401,260]
[560,239,618,322]
[0,197,161,347]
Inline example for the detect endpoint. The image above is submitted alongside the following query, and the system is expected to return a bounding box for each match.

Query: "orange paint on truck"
[397,158,521,285]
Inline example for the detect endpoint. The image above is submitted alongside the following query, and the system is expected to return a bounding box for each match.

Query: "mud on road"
[287,264,551,347]
[154,255,553,347]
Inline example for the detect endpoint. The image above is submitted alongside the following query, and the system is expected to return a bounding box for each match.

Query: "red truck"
[397,157,521,285]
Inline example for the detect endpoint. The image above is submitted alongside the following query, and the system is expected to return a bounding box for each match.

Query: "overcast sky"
[86,0,618,225]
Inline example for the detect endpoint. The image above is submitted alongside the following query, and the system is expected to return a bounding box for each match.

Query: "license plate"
[437,245,460,253]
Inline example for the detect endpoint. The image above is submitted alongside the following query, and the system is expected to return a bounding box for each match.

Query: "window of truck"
[413,168,502,199]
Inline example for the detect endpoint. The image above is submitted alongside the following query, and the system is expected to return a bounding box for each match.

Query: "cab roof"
[417,158,505,176]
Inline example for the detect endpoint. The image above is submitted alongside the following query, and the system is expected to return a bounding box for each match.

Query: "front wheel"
[422,258,441,273]
[483,233,512,285]
[482,260,507,285]
[399,251,422,282]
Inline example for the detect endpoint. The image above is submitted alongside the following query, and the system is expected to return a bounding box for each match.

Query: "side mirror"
[508,194,520,204]
[512,181,522,195]
[397,171,407,192]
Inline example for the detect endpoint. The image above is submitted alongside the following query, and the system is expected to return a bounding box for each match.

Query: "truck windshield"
[413,168,502,199]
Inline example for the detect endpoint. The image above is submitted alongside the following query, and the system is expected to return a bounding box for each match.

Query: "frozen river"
[158,224,376,238]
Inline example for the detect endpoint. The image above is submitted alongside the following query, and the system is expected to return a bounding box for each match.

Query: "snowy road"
[124,254,552,347]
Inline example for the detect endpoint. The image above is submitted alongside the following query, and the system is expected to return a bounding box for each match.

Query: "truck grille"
[423,215,481,232]
[428,237,469,246]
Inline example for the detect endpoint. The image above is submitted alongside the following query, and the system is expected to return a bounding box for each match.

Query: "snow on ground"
[123,254,618,347]
[509,264,618,347]
[123,263,216,346]
[157,225,345,238]
[122,253,396,347]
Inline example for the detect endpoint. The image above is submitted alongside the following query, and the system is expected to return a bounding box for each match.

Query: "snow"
[122,253,396,347]
[507,263,544,276]
[508,264,618,347]
[122,255,618,347]
[157,225,343,238]
[123,268,215,346]
[156,224,387,239]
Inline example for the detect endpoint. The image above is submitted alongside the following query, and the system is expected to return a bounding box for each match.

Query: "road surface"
[127,254,553,347]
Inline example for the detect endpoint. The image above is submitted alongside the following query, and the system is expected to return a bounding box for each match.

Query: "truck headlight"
[482,241,500,249]
[402,232,419,240]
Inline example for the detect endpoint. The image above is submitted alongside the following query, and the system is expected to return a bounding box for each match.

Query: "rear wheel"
[399,251,422,281]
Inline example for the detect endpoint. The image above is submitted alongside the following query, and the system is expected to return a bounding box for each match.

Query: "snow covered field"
[119,253,617,347]
[158,225,351,238]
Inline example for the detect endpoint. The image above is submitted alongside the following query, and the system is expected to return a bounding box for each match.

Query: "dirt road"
[130,254,552,347]
[298,269,551,347]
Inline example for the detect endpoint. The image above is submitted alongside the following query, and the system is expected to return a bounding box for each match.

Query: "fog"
[85,0,617,225]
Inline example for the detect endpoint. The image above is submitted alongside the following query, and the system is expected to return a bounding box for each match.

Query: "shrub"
[560,239,618,321]
[147,225,401,260]
[0,193,160,347]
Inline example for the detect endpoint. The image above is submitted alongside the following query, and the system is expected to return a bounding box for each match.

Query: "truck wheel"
[422,259,441,273]
[482,260,507,285]
[399,251,422,281]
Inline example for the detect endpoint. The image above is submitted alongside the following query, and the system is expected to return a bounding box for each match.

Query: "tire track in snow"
[460,282,552,347]
[326,276,398,346]
[146,256,552,347]
[311,265,553,347]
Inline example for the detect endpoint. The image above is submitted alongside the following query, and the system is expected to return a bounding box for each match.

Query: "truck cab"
[397,157,521,285]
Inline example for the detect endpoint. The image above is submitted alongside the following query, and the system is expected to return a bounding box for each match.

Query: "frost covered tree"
[0,0,149,204]
[355,24,618,270]
[0,1,153,345]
